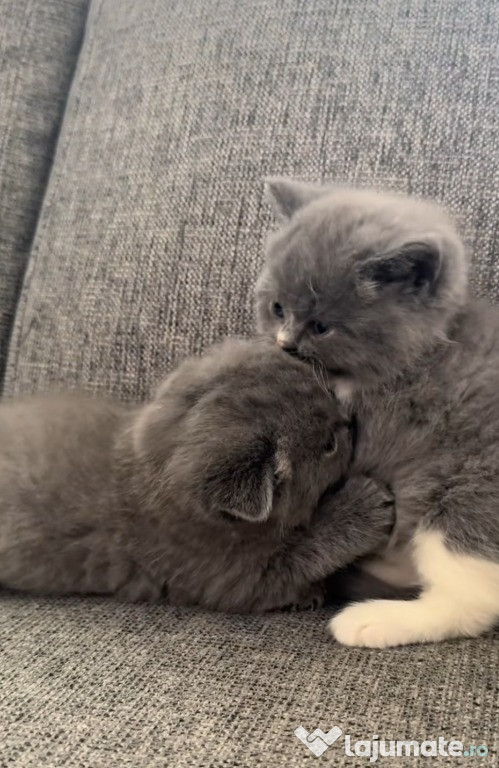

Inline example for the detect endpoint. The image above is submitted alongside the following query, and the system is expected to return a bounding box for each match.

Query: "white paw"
[329,601,413,648]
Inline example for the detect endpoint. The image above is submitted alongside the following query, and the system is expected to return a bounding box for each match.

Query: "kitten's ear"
[265,177,327,221]
[356,241,442,297]
[205,439,276,523]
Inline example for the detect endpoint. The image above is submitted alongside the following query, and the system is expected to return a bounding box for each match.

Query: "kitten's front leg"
[330,529,499,647]
[250,475,394,612]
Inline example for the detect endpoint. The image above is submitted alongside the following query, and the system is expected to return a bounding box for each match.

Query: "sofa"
[1,1,498,765]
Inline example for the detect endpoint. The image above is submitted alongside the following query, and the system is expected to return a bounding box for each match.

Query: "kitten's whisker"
[307,277,319,301]
[310,358,331,397]
[435,330,458,345]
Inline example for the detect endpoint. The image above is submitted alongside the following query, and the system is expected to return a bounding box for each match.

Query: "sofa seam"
[1,0,104,395]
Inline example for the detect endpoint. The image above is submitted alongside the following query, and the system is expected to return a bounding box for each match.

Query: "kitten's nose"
[277,330,298,354]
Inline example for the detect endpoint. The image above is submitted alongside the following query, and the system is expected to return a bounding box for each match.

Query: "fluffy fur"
[0,338,393,612]
[256,178,499,645]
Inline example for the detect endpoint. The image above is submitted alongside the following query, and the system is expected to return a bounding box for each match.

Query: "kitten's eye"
[323,434,337,455]
[273,302,284,319]
[312,320,328,335]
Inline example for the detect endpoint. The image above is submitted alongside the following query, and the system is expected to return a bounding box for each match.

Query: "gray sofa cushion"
[0,0,89,389]
[2,0,499,765]
[1,595,498,767]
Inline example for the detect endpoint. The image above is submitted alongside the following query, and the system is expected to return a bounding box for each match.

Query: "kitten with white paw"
[256,178,499,647]
[0,338,392,612]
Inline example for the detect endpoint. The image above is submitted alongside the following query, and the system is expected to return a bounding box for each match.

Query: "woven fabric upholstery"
[0,0,89,389]
[1,595,498,767]
[1,0,499,765]
[4,0,499,399]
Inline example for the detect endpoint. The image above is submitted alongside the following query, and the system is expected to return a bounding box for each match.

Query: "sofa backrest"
[3,0,499,400]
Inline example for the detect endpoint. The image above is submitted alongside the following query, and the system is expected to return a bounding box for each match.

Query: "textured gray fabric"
[2,0,499,765]
[1,594,498,767]
[5,0,499,399]
[0,0,89,389]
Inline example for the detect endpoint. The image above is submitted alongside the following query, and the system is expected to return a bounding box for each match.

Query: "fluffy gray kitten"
[256,179,499,646]
[0,338,393,612]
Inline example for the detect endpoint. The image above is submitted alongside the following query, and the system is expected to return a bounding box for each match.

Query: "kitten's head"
[132,338,351,529]
[256,179,468,387]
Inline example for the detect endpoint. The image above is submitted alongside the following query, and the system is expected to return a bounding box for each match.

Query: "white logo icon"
[294,725,343,757]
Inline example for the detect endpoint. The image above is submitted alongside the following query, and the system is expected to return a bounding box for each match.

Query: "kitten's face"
[256,180,468,387]
[133,339,351,530]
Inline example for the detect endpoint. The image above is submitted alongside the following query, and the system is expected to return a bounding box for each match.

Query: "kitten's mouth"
[325,366,349,377]
[280,348,314,365]
[282,347,349,377]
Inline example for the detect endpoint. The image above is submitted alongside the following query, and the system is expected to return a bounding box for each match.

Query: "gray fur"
[0,338,393,612]
[256,180,499,573]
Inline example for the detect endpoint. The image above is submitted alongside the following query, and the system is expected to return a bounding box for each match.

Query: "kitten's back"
[0,394,128,594]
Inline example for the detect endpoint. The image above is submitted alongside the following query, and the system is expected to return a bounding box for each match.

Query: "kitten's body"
[257,180,499,646]
[354,302,499,559]
[0,339,392,612]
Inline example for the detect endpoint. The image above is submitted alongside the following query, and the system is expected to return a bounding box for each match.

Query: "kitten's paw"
[320,475,395,539]
[343,475,396,541]
[329,600,413,648]
[355,476,395,512]
[285,581,326,612]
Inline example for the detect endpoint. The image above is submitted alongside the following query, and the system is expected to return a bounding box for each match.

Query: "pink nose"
[277,333,298,353]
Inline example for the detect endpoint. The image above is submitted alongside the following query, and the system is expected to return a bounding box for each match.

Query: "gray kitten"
[0,338,392,612]
[256,179,499,646]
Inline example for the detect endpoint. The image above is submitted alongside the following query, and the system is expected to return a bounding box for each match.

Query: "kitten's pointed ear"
[206,439,276,523]
[356,240,442,297]
[265,177,327,221]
